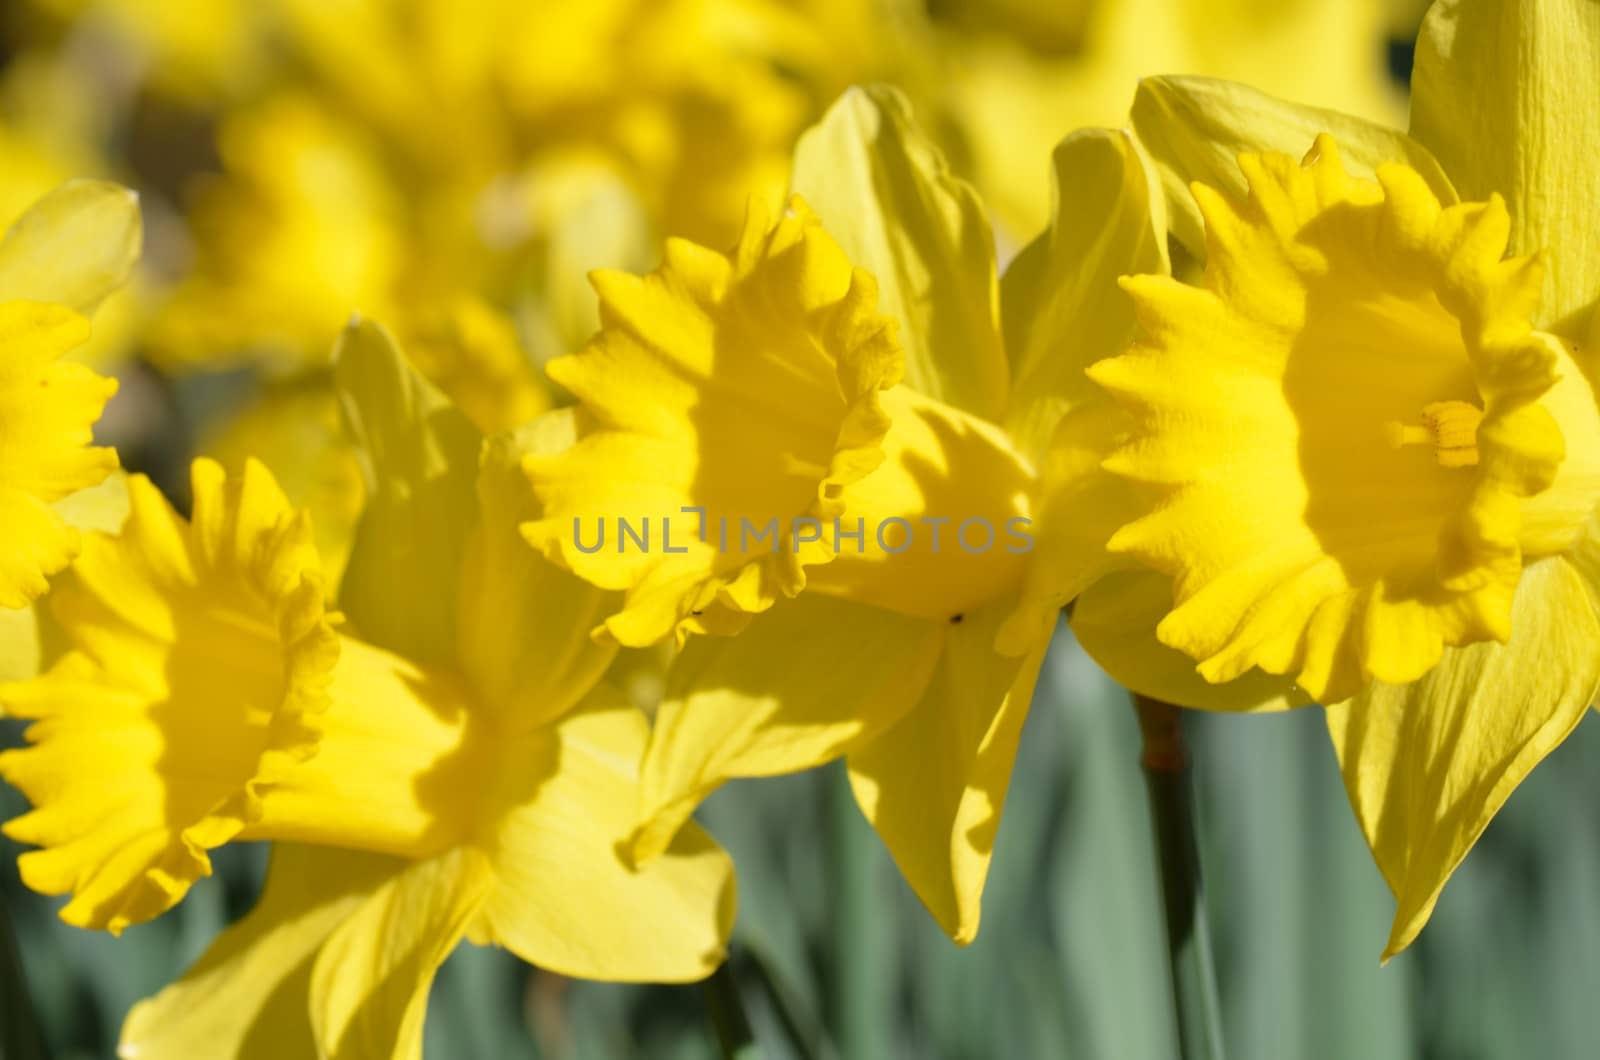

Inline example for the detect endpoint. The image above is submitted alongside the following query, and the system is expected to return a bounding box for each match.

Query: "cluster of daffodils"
[2,0,1598,1052]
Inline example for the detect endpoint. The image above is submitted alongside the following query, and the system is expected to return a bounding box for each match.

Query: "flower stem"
[705,958,762,1059]
[1134,695,1227,1060]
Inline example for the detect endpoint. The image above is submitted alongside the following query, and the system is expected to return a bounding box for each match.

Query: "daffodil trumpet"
[1069,0,1600,959]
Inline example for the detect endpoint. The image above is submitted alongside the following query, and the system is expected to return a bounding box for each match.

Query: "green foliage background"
[8,626,1600,1058]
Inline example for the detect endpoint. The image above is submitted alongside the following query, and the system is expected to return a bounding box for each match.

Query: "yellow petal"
[457,412,620,727]
[1411,0,1600,337]
[1326,550,1600,959]
[846,597,1047,943]
[628,594,945,864]
[119,845,400,1060]
[476,685,736,982]
[403,297,550,436]
[1000,128,1168,460]
[995,403,1142,657]
[1071,569,1308,712]
[0,301,117,608]
[801,384,1034,623]
[523,197,903,646]
[0,180,141,313]
[310,845,493,1060]
[148,95,403,372]
[200,379,366,596]
[792,85,1008,422]
[0,459,337,932]
[1130,75,1455,256]
[334,316,481,663]
[1096,136,1589,702]
[993,128,1168,651]
[0,471,132,684]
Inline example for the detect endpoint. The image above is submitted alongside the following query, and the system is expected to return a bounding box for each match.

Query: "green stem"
[705,959,761,1060]
[1134,696,1226,1060]
[0,896,47,1060]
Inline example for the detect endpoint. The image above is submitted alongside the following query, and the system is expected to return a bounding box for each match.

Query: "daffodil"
[148,0,819,382]
[521,86,1169,941]
[0,322,734,1056]
[1068,0,1600,958]
[928,0,1404,237]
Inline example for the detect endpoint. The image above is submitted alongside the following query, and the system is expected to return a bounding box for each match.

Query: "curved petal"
[1130,75,1455,256]
[1411,0,1600,337]
[0,302,117,608]
[1000,127,1167,460]
[119,845,399,1060]
[846,596,1048,943]
[0,179,141,312]
[1325,552,1600,959]
[334,316,481,663]
[1071,569,1307,712]
[476,686,736,982]
[628,594,945,864]
[457,412,619,726]
[311,846,493,1060]
[793,85,1008,423]
[0,472,131,684]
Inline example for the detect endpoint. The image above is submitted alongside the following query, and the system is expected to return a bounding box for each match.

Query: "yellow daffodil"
[23,0,271,103]
[522,86,1168,941]
[1068,0,1600,958]
[0,178,139,613]
[1,322,734,1055]
[929,0,1404,237]
[148,0,817,382]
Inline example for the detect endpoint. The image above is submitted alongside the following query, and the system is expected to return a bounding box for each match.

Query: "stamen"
[1385,400,1483,467]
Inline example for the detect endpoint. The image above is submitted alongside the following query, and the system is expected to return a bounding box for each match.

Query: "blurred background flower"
[11,0,1600,1057]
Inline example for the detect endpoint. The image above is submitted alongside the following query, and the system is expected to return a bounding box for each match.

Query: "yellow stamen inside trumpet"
[1386,401,1484,467]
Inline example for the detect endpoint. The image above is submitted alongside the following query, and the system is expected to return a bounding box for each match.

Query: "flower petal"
[628,594,945,864]
[476,685,736,982]
[0,301,117,608]
[793,85,1008,423]
[334,315,481,663]
[846,597,1047,943]
[310,845,493,1060]
[119,845,399,1060]
[457,411,619,726]
[0,179,141,312]
[1000,127,1167,460]
[1071,569,1307,712]
[1325,550,1600,959]
[1411,0,1600,336]
[1130,75,1455,256]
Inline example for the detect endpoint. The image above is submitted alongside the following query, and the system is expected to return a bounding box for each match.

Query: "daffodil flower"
[1068,0,1600,957]
[931,0,1404,238]
[521,86,1168,941]
[1,322,734,1056]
